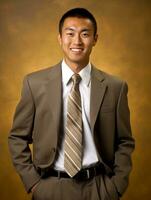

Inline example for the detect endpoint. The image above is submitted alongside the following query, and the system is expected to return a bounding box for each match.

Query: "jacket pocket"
[104,175,119,200]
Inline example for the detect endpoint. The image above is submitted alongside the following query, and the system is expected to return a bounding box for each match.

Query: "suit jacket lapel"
[90,66,107,132]
[43,63,107,139]
[44,63,62,140]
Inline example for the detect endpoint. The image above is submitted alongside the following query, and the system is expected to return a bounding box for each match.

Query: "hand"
[31,181,40,193]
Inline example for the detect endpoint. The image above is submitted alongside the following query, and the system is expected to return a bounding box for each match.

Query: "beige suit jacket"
[8,62,135,196]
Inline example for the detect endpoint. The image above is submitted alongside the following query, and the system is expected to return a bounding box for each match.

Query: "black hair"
[59,8,97,36]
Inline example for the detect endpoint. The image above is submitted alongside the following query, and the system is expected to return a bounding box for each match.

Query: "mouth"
[70,48,84,53]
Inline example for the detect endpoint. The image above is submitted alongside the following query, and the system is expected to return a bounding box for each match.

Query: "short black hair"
[59,8,97,36]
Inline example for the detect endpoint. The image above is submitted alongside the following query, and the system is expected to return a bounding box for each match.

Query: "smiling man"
[58,16,98,73]
[8,8,135,200]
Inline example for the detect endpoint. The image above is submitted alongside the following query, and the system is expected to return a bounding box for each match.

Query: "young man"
[8,8,135,200]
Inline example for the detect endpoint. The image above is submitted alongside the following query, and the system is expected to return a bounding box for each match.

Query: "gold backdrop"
[0,0,151,199]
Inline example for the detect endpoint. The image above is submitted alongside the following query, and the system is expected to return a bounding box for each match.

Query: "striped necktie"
[64,74,83,177]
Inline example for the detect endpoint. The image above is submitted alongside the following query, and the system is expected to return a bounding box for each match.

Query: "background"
[0,0,151,199]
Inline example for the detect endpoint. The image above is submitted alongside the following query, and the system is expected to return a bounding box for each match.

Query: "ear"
[93,34,98,46]
[58,34,62,46]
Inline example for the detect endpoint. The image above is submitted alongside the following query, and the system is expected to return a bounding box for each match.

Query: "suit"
[8,62,135,199]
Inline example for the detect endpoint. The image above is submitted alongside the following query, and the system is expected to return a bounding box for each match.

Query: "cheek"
[84,38,95,47]
[61,37,71,45]
[85,42,94,51]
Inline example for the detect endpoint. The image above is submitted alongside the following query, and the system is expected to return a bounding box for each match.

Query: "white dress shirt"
[54,60,99,171]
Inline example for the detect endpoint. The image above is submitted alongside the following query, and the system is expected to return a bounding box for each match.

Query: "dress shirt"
[54,60,99,171]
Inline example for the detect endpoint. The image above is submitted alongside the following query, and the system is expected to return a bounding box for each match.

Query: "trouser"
[32,174,119,200]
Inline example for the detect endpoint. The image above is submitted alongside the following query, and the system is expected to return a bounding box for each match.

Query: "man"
[8,8,135,200]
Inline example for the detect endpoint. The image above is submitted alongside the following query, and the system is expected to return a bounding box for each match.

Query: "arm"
[8,76,40,193]
[112,81,135,196]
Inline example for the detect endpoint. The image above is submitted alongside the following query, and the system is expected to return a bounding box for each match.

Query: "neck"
[64,59,89,73]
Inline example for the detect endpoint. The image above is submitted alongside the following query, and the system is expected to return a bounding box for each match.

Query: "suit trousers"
[32,173,119,200]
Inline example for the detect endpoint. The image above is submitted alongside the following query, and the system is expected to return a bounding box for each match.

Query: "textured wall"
[0,0,151,199]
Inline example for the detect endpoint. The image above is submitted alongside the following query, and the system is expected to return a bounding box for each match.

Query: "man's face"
[58,17,98,68]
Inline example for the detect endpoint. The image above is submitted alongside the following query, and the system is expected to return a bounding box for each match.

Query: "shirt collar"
[61,60,91,87]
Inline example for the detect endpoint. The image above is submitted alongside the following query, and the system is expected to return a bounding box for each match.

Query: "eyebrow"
[64,27,91,32]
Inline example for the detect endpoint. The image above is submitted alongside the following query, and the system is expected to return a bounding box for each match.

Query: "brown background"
[0,0,151,199]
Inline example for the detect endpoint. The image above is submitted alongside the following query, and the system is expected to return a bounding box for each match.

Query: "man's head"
[58,8,98,72]
[59,8,97,37]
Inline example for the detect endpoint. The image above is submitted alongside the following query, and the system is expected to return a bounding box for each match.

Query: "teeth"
[71,48,83,52]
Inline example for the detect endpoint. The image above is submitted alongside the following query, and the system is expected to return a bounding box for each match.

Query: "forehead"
[62,17,94,31]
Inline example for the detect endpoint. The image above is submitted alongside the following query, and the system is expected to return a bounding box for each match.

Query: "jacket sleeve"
[111,81,135,196]
[8,76,41,193]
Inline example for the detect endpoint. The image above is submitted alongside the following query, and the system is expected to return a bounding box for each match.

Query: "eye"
[66,32,74,37]
[82,32,89,37]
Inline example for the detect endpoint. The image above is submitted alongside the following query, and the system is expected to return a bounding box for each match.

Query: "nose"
[74,34,82,45]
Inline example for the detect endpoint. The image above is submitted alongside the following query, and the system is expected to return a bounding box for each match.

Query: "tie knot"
[72,74,81,85]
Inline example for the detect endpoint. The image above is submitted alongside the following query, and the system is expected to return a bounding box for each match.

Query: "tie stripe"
[65,135,82,155]
[66,127,82,146]
[66,126,82,144]
[69,95,82,111]
[64,74,83,177]
[67,113,82,131]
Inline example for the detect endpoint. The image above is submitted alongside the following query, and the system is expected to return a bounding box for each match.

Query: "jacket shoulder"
[25,63,61,82]
[93,67,126,85]
[92,67,128,96]
[102,70,125,85]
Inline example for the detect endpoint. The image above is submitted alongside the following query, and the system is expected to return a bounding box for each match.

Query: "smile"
[70,48,83,52]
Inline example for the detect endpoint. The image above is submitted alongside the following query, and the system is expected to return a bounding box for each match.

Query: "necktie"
[64,74,83,177]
